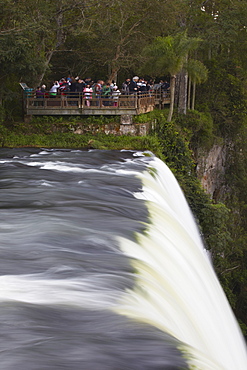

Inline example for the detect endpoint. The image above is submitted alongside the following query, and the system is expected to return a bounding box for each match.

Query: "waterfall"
[0,148,246,369]
[116,156,247,369]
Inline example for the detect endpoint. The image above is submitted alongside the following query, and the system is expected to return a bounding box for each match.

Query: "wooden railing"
[152,90,171,102]
[23,90,171,118]
[24,92,155,110]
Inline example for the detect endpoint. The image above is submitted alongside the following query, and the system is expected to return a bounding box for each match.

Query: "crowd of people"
[35,76,170,106]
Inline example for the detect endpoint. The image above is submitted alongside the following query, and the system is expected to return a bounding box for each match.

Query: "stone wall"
[72,122,150,136]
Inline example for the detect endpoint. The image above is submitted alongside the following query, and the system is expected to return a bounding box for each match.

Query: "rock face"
[196,144,226,201]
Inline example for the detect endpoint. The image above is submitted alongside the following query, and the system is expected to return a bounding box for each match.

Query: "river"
[0,148,246,370]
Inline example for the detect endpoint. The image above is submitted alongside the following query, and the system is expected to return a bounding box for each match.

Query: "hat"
[41,84,46,89]
[133,76,139,80]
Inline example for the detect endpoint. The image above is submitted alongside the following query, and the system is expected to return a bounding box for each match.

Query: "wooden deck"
[24,93,159,116]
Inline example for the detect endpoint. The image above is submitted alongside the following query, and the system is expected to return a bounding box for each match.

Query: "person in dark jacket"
[128,76,139,94]
[121,78,130,94]
[76,79,85,94]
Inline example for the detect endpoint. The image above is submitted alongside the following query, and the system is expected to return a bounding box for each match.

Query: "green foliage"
[0,121,162,155]
[154,115,194,175]
[133,109,170,124]
[196,59,247,139]
[218,123,247,331]
[141,32,204,121]
[186,59,208,85]
[200,203,232,264]
[31,115,121,125]
[0,106,6,124]
[174,110,214,150]
[142,32,201,77]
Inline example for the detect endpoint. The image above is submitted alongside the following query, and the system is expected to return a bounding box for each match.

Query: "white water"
[116,157,247,370]
[1,149,246,369]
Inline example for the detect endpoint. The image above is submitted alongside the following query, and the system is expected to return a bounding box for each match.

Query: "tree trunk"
[178,68,188,115]
[108,67,119,84]
[174,73,180,107]
[37,4,65,86]
[192,81,196,110]
[167,75,176,122]
[37,51,54,86]
[187,77,191,110]
[208,47,212,60]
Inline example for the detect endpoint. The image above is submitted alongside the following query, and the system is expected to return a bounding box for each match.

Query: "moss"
[30,115,121,125]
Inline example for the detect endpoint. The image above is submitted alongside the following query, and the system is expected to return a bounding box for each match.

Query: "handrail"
[24,92,156,110]
[23,91,169,117]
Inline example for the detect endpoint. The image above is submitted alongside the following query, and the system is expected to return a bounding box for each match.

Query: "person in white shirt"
[83,85,93,107]
[112,86,121,107]
[49,81,60,97]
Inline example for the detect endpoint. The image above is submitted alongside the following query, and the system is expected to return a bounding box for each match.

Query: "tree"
[0,0,47,118]
[17,0,90,84]
[142,32,201,121]
[186,59,208,110]
[68,0,168,83]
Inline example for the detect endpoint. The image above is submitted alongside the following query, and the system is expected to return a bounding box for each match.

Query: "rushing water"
[0,148,246,370]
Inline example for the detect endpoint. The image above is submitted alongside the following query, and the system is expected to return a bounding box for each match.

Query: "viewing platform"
[22,85,170,122]
[24,93,154,116]
[21,86,170,135]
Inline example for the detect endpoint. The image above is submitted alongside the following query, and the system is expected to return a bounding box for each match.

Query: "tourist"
[94,80,103,106]
[121,78,130,94]
[129,76,139,94]
[66,75,72,83]
[84,77,92,86]
[102,83,112,106]
[112,86,121,107]
[162,80,170,97]
[146,79,153,94]
[110,80,116,92]
[153,79,164,99]
[75,78,85,94]
[94,80,103,96]
[69,77,77,96]
[41,84,46,94]
[59,79,71,94]
[34,86,44,106]
[49,81,60,97]
[138,77,147,95]
[35,86,44,98]
[83,84,93,107]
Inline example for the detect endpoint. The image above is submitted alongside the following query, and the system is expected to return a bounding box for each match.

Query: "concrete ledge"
[26,108,139,116]
[26,107,154,116]
[72,122,150,136]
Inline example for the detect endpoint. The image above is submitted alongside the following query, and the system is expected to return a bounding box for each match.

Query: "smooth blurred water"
[0,148,246,370]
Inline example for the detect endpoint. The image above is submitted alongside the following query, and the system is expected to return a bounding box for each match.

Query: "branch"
[220,265,240,275]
